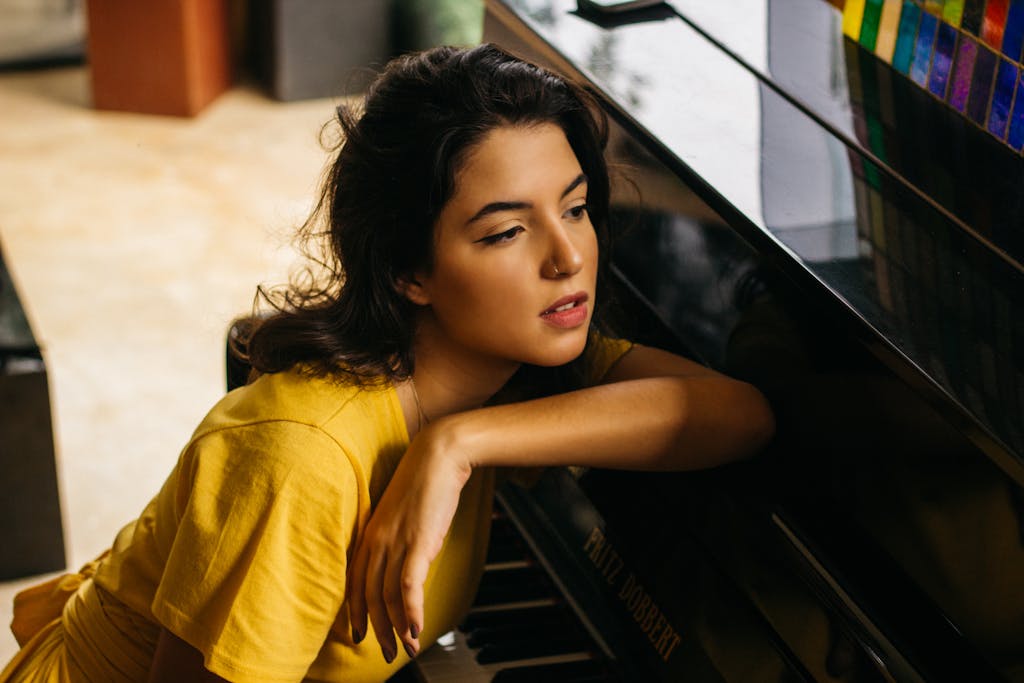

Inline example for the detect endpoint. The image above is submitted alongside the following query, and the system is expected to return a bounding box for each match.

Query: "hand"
[346,422,472,663]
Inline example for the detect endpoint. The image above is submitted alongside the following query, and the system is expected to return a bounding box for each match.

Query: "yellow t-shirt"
[82,335,633,682]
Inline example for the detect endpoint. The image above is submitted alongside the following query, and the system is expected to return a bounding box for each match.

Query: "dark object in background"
[0,0,86,71]
[0,245,65,580]
[249,0,392,101]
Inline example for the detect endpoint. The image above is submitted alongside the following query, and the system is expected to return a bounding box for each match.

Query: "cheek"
[579,226,600,277]
[585,229,599,264]
[429,256,522,321]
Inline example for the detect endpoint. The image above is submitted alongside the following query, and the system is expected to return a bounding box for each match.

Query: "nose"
[542,223,584,280]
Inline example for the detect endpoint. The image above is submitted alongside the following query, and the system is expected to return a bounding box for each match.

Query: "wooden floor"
[0,63,344,663]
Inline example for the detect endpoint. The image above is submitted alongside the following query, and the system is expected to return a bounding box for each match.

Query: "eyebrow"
[465,173,588,226]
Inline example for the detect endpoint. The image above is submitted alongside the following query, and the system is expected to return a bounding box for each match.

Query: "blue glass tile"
[988,57,1018,137]
[1002,0,1024,60]
[893,2,923,74]
[911,11,940,85]
[929,21,959,97]
[1007,71,1024,149]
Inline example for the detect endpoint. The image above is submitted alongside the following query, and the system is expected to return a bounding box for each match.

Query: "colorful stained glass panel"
[845,0,1024,153]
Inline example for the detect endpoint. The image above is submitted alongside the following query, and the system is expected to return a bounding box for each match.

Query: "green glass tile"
[861,0,885,49]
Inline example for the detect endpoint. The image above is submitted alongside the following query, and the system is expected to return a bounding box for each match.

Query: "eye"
[477,226,524,245]
[565,204,589,221]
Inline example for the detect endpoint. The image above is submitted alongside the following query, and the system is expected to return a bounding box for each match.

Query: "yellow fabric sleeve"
[581,332,634,386]
[151,420,359,683]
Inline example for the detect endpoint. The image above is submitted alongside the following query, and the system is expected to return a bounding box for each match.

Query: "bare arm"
[148,628,230,683]
[347,345,774,663]
[446,344,774,472]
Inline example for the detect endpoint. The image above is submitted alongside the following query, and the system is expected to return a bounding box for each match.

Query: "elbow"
[667,376,776,470]
[735,381,775,460]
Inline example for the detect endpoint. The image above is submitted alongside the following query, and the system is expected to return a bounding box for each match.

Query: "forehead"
[451,123,583,205]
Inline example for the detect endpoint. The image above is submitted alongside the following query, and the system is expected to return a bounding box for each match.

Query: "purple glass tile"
[967,45,998,124]
[950,35,979,110]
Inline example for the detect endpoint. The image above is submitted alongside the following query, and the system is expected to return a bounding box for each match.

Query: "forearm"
[434,374,774,473]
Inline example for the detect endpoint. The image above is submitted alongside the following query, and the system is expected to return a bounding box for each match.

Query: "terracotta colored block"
[86,0,232,116]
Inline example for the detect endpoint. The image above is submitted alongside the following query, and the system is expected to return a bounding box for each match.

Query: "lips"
[540,291,589,328]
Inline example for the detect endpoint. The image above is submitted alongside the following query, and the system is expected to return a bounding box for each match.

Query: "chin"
[525,331,590,368]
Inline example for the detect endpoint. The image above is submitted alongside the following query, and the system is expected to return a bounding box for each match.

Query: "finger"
[401,551,431,646]
[366,548,398,663]
[346,542,369,644]
[382,548,415,657]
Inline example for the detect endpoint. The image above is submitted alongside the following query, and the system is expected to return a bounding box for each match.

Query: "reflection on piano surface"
[401,1,1024,680]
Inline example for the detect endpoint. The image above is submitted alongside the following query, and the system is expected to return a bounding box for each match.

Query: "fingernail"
[404,642,417,659]
[383,645,396,664]
[352,628,363,644]
[410,624,420,639]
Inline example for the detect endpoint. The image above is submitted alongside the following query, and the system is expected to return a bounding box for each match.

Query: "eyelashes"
[478,226,524,245]
[475,204,589,246]
[566,204,588,220]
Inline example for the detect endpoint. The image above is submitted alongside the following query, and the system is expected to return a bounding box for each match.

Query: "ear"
[395,272,431,306]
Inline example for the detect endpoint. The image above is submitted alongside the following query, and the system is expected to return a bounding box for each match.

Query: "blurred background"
[0,0,482,663]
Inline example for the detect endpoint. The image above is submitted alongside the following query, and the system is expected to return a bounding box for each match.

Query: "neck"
[406,311,520,423]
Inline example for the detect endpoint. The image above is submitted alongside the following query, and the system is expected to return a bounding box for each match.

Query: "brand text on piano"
[583,527,682,662]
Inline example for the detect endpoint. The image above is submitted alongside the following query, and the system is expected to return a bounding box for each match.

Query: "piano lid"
[488,0,1024,483]
[668,0,1024,284]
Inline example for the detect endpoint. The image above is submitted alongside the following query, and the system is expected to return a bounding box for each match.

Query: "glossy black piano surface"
[457,1,1024,682]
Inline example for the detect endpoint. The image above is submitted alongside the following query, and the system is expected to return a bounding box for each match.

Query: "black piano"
[397,1,1024,681]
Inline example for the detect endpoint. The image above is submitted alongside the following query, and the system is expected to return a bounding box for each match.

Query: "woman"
[2,44,773,682]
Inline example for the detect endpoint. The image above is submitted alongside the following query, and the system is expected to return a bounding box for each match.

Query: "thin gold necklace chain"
[410,377,430,432]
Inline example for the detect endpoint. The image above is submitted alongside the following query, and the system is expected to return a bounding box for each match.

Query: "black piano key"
[485,527,526,564]
[459,603,568,632]
[491,659,618,683]
[465,618,584,649]
[464,604,584,646]
[471,565,551,605]
[475,633,590,664]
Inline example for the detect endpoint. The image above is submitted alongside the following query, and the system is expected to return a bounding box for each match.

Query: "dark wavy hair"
[241,43,615,388]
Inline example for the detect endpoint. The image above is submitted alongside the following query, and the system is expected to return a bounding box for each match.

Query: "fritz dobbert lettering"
[583,523,625,584]
[582,527,682,662]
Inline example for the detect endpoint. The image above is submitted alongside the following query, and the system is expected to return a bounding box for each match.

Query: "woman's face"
[411,122,598,372]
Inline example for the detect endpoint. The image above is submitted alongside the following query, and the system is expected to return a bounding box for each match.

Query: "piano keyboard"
[393,512,622,682]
